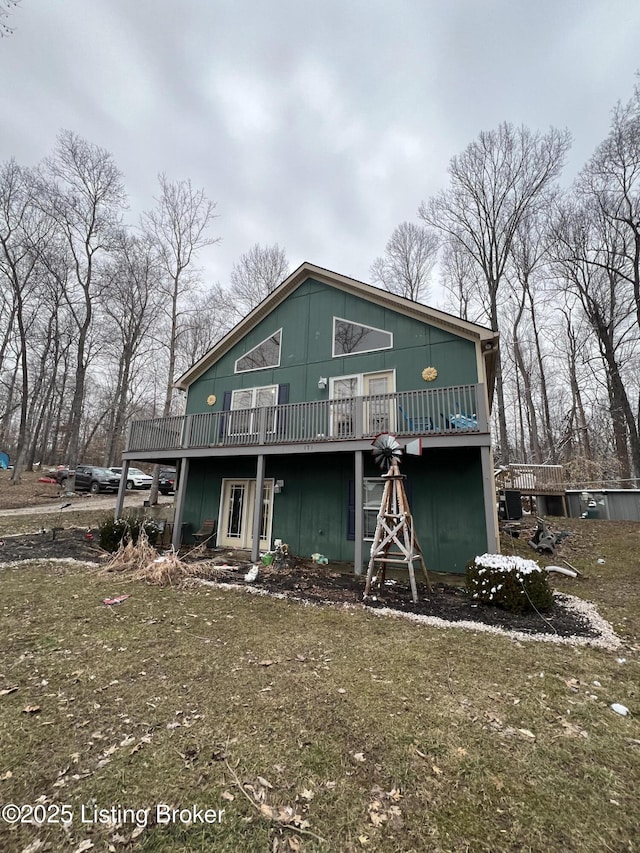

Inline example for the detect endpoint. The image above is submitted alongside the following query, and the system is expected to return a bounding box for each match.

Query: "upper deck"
[125,383,489,458]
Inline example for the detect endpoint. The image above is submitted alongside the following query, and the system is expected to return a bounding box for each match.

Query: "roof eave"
[174,262,498,391]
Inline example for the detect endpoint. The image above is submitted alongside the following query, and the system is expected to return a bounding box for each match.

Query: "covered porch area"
[115,433,498,575]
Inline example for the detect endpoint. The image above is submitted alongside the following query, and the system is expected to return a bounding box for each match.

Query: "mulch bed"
[197,554,602,641]
[0,530,603,642]
[0,528,103,563]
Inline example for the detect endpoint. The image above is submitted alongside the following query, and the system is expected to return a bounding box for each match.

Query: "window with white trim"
[332,317,392,357]
[329,370,395,436]
[235,329,281,373]
[363,478,385,539]
[228,385,278,435]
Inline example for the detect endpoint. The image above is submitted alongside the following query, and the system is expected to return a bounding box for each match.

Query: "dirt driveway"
[0,493,174,516]
[0,469,175,514]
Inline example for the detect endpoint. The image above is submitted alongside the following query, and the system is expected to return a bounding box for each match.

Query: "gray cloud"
[1,0,638,293]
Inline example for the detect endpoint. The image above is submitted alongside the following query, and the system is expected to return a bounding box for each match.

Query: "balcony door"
[330,376,358,437]
[219,478,274,550]
[329,370,395,437]
[363,371,395,434]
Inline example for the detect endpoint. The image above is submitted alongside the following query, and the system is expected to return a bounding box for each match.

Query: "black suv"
[57,465,121,494]
[159,467,176,495]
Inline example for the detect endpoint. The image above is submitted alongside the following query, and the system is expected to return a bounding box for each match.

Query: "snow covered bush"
[465,553,553,615]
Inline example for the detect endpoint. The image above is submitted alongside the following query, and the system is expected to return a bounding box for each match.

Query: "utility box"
[499,489,522,520]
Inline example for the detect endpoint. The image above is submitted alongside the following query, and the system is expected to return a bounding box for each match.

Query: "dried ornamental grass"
[104,526,157,573]
[133,549,190,586]
[103,527,208,586]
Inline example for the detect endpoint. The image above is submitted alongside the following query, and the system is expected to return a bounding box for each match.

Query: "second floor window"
[235,330,282,373]
[228,385,278,435]
[333,318,393,356]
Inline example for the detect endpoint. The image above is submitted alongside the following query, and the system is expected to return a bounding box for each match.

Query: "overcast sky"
[1,0,639,303]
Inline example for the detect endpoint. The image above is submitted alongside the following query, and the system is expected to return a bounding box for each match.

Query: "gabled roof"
[175,262,499,392]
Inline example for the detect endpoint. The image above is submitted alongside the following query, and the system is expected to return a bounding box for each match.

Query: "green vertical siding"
[182,448,487,574]
[180,275,488,574]
[186,277,478,415]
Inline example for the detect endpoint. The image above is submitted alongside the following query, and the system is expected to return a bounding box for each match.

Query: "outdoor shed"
[565,489,640,522]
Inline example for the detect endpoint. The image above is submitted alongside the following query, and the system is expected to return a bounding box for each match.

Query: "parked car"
[56,465,121,494]
[159,467,176,495]
[110,466,153,490]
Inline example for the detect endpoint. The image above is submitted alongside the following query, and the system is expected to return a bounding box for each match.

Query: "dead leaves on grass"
[222,756,324,846]
[367,785,404,832]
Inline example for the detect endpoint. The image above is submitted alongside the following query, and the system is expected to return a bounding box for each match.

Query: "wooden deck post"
[354,450,363,574]
[114,460,129,521]
[481,446,499,553]
[251,454,266,563]
[171,458,189,550]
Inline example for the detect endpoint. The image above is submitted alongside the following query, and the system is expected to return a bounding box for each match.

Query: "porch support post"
[171,458,189,550]
[251,454,266,563]
[354,450,364,574]
[114,460,129,520]
[480,446,499,553]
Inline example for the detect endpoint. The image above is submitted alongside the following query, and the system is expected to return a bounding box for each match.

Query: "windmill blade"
[371,433,402,470]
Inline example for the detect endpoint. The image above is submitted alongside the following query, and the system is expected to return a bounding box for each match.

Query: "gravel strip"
[196,581,622,650]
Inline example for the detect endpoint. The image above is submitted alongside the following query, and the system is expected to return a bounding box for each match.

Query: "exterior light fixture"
[274,480,285,493]
[318,377,328,390]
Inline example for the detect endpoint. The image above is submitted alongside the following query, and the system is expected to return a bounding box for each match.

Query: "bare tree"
[440,237,487,323]
[229,243,289,316]
[175,283,236,375]
[0,160,52,481]
[39,131,126,477]
[550,197,640,480]
[142,174,219,418]
[559,302,593,462]
[508,214,557,460]
[578,82,640,334]
[142,175,219,503]
[419,122,571,460]
[370,221,438,302]
[0,0,20,37]
[100,233,161,466]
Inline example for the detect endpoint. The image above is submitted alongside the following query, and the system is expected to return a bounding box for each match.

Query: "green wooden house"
[117,263,500,574]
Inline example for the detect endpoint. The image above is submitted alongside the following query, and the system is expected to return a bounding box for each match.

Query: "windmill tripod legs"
[363,461,431,603]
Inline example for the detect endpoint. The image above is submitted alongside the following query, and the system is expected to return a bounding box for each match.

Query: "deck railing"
[498,463,565,495]
[127,383,488,453]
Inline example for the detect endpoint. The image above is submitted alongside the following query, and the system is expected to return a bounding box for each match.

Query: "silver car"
[110,466,153,490]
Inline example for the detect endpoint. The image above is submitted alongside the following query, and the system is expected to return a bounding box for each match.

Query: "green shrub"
[465,553,554,615]
[98,516,160,553]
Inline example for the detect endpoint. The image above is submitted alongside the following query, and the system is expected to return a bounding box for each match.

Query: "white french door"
[329,370,395,436]
[218,478,274,550]
[363,371,395,434]
[329,376,358,437]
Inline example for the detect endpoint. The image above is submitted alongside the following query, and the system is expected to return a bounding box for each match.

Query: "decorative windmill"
[364,434,431,603]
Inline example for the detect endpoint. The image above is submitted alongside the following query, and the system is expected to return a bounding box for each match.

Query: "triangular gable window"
[235,329,282,373]
[333,318,393,357]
